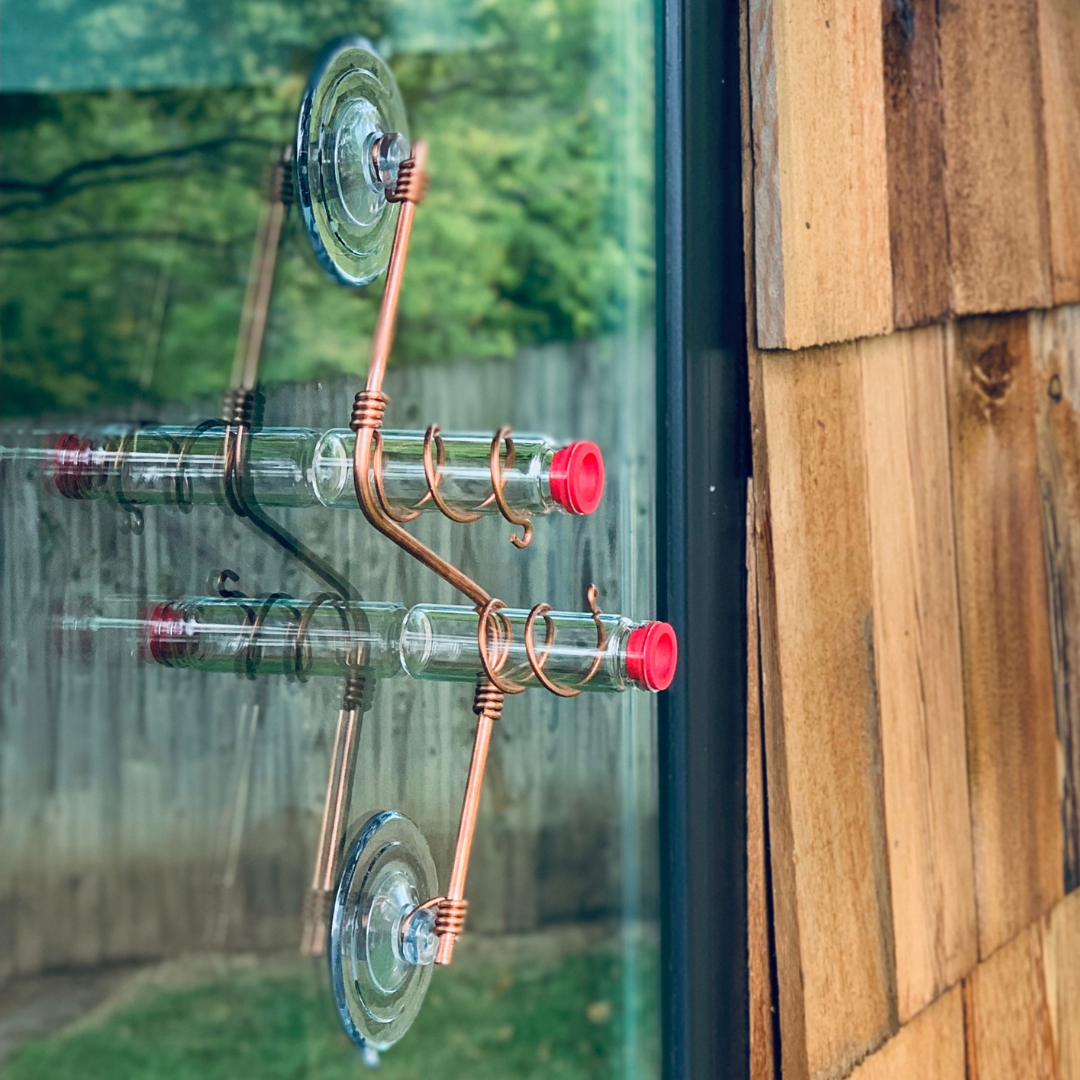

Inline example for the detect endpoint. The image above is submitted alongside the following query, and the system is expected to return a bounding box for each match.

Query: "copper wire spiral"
[385,158,427,204]
[350,388,390,432]
[473,680,505,717]
[474,585,608,697]
[434,897,468,938]
[351,391,537,547]
[300,887,335,957]
[149,587,369,689]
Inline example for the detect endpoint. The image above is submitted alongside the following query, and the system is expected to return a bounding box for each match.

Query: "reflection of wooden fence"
[0,341,658,983]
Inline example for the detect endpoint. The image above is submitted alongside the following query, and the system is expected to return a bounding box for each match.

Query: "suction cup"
[296,37,411,286]
[329,810,439,1051]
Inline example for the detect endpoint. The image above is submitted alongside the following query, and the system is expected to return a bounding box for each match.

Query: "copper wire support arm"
[301,661,369,956]
[434,679,504,964]
[228,146,293,395]
[348,143,616,962]
[351,143,495,610]
[216,152,376,955]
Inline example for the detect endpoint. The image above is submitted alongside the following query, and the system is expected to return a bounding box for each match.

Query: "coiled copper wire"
[434,897,467,938]
[146,588,369,688]
[385,157,427,204]
[350,389,390,432]
[367,423,536,547]
[474,586,607,697]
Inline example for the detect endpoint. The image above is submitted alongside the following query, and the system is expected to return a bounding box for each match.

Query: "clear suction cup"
[329,810,439,1051]
[296,37,411,286]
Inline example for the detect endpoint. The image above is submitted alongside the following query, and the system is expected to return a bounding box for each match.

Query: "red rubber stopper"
[142,602,184,666]
[625,621,678,692]
[141,603,166,664]
[549,441,605,515]
[49,433,88,499]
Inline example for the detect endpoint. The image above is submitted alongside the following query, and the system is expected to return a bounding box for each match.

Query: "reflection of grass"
[5,948,658,1079]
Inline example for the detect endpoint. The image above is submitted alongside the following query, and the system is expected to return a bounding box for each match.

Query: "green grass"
[5,948,658,1079]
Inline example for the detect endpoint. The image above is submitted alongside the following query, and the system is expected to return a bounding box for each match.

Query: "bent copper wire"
[207,147,377,956]
[109,427,145,534]
[302,658,367,957]
[432,678,503,965]
[160,580,370,957]
[173,419,228,512]
[489,427,533,548]
[367,422,535,547]
[230,146,294,395]
[214,195,377,963]
[346,142,614,962]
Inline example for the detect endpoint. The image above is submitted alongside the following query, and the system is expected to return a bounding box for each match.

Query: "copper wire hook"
[489,428,533,548]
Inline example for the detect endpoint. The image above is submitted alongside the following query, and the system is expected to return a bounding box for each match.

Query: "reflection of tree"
[1,0,655,417]
[4,231,242,250]
[0,137,277,216]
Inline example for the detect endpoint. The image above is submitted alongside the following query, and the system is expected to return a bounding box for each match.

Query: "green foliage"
[0,0,653,417]
[4,948,659,1079]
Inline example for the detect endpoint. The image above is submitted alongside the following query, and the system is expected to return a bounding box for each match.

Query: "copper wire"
[421,425,482,524]
[489,427,533,547]
[346,141,610,964]
[432,680,504,964]
[434,897,467,938]
[364,423,537,544]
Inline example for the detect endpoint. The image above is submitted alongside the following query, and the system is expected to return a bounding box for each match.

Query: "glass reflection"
[0,1,657,1076]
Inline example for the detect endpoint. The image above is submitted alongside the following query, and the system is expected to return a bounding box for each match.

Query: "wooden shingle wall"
[742,1,1080,1077]
[749,0,1079,350]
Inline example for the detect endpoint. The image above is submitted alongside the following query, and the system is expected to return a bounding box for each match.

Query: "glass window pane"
[0,3,658,1076]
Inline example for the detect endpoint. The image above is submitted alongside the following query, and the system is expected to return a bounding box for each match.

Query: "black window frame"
[658,0,750,1075]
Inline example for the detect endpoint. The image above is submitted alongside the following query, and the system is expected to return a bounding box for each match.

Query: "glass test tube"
[40,426,605,517]
[59,597,407,680]
[58,598,677,692]
[401,605,678,693]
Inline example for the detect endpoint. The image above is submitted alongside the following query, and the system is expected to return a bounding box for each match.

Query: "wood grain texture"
[760,343,897,1080]
[750,0,892,350]
[881,0,950,328]
[860,326,977,1020]
[1043,890,1080,1080]
[1031,304,1080,893]
[747,483,778,1080]
[946,314,1063,958]
[750,0,785,348]
[963,919,1057,1080]
[846,985,965,1080]
[1038,0,1080,304]
[743,11,803,1074]
[937,0,1052,315]
[750,385,807,1080]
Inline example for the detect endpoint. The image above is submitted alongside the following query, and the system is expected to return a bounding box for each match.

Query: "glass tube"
[39,425,604,517]
[57,597,676,692]
[58,597,407,680]
[399,605,676,693]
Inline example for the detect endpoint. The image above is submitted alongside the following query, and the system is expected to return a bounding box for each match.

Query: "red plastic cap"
[49,433,89,498]
[142,602,185,666]
[549,442,605,515]
[625,621,678,692]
